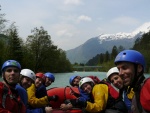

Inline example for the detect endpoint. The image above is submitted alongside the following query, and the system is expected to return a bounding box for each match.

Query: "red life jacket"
[0,82,26,113]
[88,75,101,84]
[100,81,128,112]
[131,78,150,113]
[100,80,119,99]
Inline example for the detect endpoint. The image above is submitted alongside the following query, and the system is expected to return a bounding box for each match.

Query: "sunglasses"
[5,69,19,73]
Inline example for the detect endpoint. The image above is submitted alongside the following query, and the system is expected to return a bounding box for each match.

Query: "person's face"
[117,62,135,87]
[45,77,52,87]
[4,67,20,85]
[110,74,123,89]
[21,76,33,89]
[35,77,44,88]
[72,76,81,87]
[81,83,92,94]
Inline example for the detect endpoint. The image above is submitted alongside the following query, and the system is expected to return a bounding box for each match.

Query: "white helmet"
[20,69,36,81]
[106,67,119,80]
[79,77,94,88]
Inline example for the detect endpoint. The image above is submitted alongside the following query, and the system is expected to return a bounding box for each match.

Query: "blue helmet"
[69,75,78,85]
[1,60,21,71]
[114,50,146,71]
[44,72,55,82]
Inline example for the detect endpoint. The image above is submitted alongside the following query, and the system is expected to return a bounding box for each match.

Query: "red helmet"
[36,72,46,82]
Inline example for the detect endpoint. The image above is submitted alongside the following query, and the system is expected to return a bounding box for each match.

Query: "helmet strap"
[128,64,145,93]
[2,73,17,88]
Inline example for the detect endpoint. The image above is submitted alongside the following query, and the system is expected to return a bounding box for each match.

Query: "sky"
[1,0,150,51]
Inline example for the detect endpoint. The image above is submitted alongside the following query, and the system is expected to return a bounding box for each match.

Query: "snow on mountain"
[98,32,134,44]
[132,22,150,34]
[98,22,150,44]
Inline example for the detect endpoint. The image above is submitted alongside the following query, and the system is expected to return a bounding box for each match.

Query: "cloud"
[57,29,73,37]
[51,23,78,38]
[64,0,83,5]
[77,15,92,23]
[112,16,139,25]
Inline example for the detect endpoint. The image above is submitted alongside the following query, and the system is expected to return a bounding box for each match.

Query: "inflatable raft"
[47,86,82,113]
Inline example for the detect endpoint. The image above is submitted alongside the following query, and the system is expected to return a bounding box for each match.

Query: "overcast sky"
[1,0,150,50]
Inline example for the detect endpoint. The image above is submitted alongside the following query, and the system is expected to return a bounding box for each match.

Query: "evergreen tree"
[118,45,125,53]
[105,51,110,62]
[132,32,150,72]
[111,46,118,59]
[100,53,104,64]
[5,23,23,63]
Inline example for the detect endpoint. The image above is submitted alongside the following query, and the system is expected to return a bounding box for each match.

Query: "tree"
[100,53,104,64]
[132,31,150,72]
[111,46,118,59]
[26,27,53,72]
[4,23,23,63]
[118,45,125,53]
[104,51,110,62]
[26,26,72,72]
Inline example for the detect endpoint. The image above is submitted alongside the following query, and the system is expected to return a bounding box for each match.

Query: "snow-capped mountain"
[98,22,150,41]
[66,22,150,64]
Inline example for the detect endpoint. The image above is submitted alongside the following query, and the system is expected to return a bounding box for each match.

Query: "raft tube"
[51,108,82,113]
[47,86,80,109]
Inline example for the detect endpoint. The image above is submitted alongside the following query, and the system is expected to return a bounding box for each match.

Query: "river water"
[0,71,150,89]
[47,71,150,89]
[48,71,107,89]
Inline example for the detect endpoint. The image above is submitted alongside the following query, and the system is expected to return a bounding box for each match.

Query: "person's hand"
[48,95,59,101]
[45,106,53,113]
[78,97,86,102]
[60,103,73,110]
[68,98,87,107]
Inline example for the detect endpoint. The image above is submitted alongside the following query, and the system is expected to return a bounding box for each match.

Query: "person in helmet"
[69,75,98,103]
[69,75,100,87]
[114,49,150,112]
[36,72,55,98]
[68,75,101,107]
[27,72,59,109]
[44,72,55,87]
[0,60,26,113]
[62,76,128,113]
[60,77,94,111]
[106,67,134,113]
[106,67,123,90]
[34,72,47,98]
[16,69,53,113]
[35,72,46,88]
[69,75,81,87]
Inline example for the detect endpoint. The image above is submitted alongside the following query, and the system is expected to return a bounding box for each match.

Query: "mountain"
[66,22,150,64]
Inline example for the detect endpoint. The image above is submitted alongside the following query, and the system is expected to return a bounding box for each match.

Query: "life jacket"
[131,78,150,113]
[36,84,47,98]
[100,81,128,113]
[88,75,101,84]
[0,82,26,113]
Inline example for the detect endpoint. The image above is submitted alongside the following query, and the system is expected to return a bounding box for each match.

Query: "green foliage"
[111,46,118,59]
[5,23,23,63]
[24,26,72,72]
[0,25,72,73]
[104,51,110,62]
[132,32,150,72]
